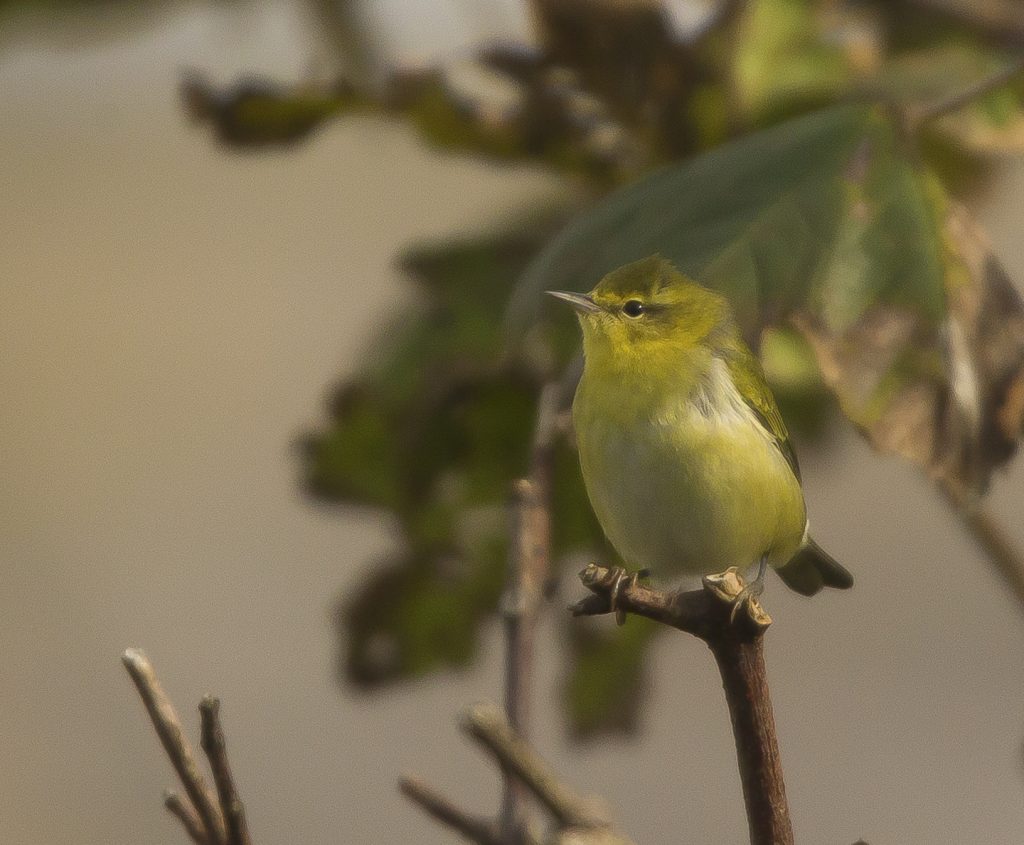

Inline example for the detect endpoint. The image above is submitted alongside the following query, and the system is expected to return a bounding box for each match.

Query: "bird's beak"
[546,290,601,315]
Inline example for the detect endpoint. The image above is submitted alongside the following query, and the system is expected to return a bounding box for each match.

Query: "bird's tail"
[776,538,853,597]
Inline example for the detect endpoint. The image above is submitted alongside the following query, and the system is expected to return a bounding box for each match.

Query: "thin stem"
[911,53,1024,127]
[940,480,1024,614]
[500,382,559,842]
[464,704,609,832]
[570,564,792,845]
[199,696,253,845]
[399,775,500,845]
[164,791,209,845]
[122,649,227,845]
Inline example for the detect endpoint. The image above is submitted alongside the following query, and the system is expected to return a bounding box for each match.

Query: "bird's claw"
[608,566,638,626]
[702,566,772,628]
[729,579,765,624]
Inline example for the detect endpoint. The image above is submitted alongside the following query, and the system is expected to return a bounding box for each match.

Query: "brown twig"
[122,649,227,845]
[164,791,208,844]
[399,775,502,845]
[908,52,1024,129]
[500,382,560,842]
[399,704,635,844]
[940,480,1024,613]
[570,565,793,845]
[465,703,610,833]
[199,696,253,845]
[402,383,597,845]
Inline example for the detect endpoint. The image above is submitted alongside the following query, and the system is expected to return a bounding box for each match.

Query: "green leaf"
[512,103,1024,492]
[511,104,879,335]
[732,0,853,124]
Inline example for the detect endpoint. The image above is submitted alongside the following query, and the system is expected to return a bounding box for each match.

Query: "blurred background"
[5,1,1024,843]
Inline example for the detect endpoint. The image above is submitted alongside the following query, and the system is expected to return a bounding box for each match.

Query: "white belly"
[574,365,806,580]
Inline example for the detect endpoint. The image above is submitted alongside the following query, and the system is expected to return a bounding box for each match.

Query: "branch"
[122,649,227,845]
[403,383,634,845]
[940,480,1024,613]
[123,650,255,845]
[570,565,792,845]
[464,703,610,832]
[164,791,208,845]
[399,775,501,845]
[500,382,560,841]
[400,703,634,844]
[199,696,253,845]
[909,52,1024,128]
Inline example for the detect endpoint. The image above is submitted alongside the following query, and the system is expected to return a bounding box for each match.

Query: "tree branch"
[500,382,560,842]
[399,775,501,845]
[199,696,252,845]
[464,703,610,833]
[122,649,227,845]
[909,52,1024,128]
[570,565,792,845]
[164,791,208,845]
[940,480,1024,613]
[400,703,633,844]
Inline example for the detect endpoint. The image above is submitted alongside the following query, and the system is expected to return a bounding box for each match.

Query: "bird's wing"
[722,348,801,482]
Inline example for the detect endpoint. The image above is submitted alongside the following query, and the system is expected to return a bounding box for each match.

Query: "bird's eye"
[622,299,645,318]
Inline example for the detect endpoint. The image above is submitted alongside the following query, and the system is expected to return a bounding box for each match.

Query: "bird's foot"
[702,566,772,628]
[607,566,639,626]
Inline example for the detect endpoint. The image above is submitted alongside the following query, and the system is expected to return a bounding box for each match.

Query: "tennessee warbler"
[549,256,851,619]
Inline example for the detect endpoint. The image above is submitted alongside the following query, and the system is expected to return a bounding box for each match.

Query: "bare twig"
[909,52,1024,128]
[122,649,227,845]
[402,382,603,845]
[962,505,1024,607]
[465,704,610,833]
[399,704,635,844]
[164,791,208,845]
[570,565,793,845]
[940,480,1024,613]
[199,696,252,845]
[500,382,560,842]
[399,775,501,845]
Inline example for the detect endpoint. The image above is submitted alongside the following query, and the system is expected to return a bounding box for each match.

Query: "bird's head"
[547,256,732,374]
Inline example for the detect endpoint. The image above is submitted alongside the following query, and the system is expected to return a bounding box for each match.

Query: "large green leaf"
[511,103,1024,493]
[512,104,906,330]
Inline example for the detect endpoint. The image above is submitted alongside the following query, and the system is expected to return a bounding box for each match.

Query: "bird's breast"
[573,362,806,579]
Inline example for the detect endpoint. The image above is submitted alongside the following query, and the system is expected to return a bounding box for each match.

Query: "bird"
[548,255,852,622]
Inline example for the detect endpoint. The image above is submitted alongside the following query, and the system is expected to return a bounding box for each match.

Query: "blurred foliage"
[566,615,660,739]
[179,71,365,149]
[240,0,1024,735]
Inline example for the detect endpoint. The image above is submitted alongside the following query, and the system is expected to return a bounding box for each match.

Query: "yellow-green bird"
[549,255,852,618]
